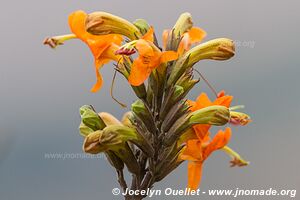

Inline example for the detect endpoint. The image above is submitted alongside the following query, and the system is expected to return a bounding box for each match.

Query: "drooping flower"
[180,127,232,190]
[163,27,206,55]
[117,27,178,86]
[44,10,123,92]
[68,10,124,92]
[179,91,250,189]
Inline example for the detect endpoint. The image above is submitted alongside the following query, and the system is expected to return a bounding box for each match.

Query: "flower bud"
[83,128,141,174]
[79,122,94,137]
[102,125,154,157]
[121,112,134,127]
[133,19,150,35]
[173,12,193,37]
[230,111,251,126]
[187,38,235,65]
[79,105,106,131]
[86,12,142,40]
[98,112,122,126]
[189,105,230,126]
[164,105,230,146]
[167,38,235,85]
[83,130,104,153]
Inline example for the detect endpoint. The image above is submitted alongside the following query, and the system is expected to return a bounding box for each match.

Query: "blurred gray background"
[0,0,299,199]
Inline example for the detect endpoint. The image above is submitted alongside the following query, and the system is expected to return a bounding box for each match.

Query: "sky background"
[0,0,299,199]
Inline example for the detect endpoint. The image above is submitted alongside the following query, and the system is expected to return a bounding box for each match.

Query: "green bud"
[83,130,104,154]
[173,12,193,37]
[168,38,235,86]
[102,125,154,157]
[83,128,140,174]
[187,38,235,65]
[83,125,154,157]
[79,122,94,137]
[189,105,230,126]
[133,19,150,35]
[164,105,230,146]
[79,105,106,131]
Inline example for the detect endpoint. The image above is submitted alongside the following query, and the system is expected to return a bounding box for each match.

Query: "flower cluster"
[44,10,251,199]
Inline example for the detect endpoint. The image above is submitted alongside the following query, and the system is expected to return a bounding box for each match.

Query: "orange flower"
[179,91,233,189]
[163,27,206,54]
[124,27,178,86]
[180,127,232,190]
[68,10,123,92]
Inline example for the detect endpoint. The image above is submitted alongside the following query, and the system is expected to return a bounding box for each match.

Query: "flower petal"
[187,161,203,190]
[160,51,178,63]
[188,27,206,43]
[180,139,202,161]
[194,93,212,110]
[68,10,89,40]
[136,39,154,57]
[203,127,231,159]
[214,95,233,108]
[193,124,211,140]
[142,26,154,42]
[90,62,103,92]
[128,58,152,86]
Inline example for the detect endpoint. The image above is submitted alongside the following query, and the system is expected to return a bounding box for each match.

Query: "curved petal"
[187,161,203,190]
[203,127,231,159]
[177,27,206,55]
[194,93,212,110]
[142,26,154,42]
[90,62,103,92]
[160,51,178,63]
[128,58,152,86]
[188,27,206,43]
[68,10,123,93]
[214,94,233,108]
[68,10,89,41]
[136,39,154,57]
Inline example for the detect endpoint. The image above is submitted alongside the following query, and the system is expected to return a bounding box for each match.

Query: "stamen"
[110,60,127,108]
[193,68,218,98]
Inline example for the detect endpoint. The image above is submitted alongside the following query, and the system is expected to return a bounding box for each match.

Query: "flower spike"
[45,11,251,196]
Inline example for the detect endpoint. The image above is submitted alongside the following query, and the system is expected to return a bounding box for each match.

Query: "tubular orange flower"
[117,27,178,86]
[180,91,250,190]
[180,127,232,190]
[68,10,123,92]
[163,27,206,54]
